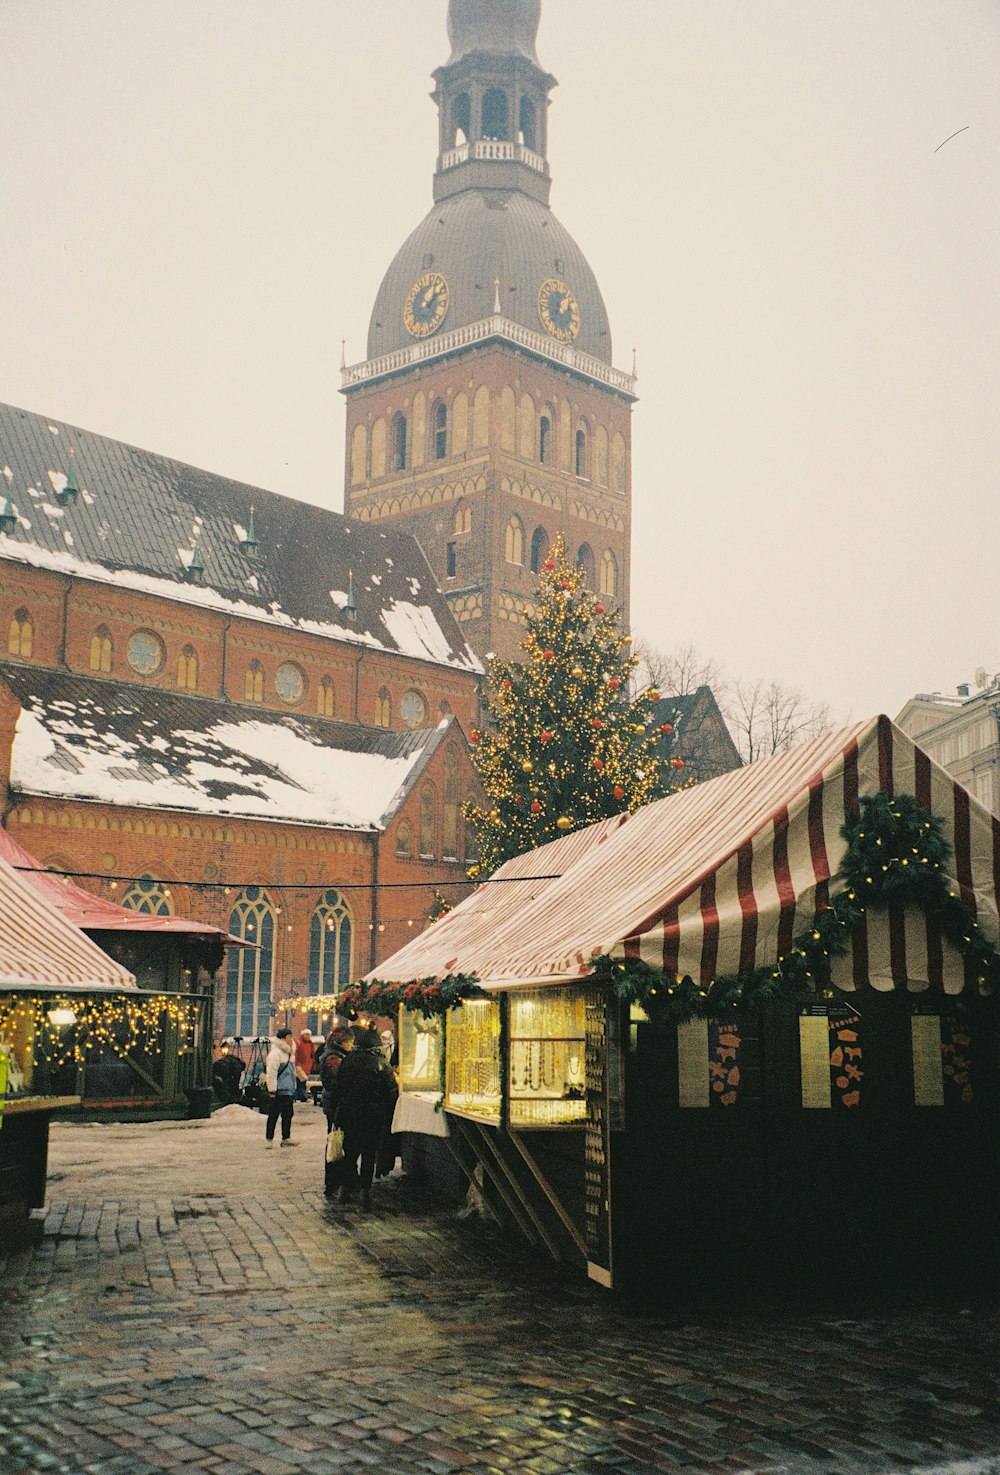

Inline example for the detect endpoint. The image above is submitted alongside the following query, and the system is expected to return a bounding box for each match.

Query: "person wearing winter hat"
[264,1028,299,1147]
[328,1026,398,1209]
[294,1029,315,1101]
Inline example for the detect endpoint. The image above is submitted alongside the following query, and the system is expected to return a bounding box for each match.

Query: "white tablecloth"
[392,1091,450,1138]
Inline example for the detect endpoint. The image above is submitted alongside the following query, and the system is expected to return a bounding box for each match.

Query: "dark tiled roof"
[1,666,451,830]
[0,402,479,673]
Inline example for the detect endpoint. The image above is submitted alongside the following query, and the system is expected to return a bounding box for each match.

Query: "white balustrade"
[342,316,636,397]
[437,141,547,176]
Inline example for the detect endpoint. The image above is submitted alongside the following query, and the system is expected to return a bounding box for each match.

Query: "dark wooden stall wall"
[0,1111,51,1243]
[619,994,1000,1302]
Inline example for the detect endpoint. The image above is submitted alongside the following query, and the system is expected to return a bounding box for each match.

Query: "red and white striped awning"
[0,850,136,993]
[371,715,1000,995]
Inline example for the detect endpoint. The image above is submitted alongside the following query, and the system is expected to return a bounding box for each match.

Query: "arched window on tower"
[577,543,596,589]
[600,549,618,599]
[420,785,436,859]
[375,687,392,728]
[178,645,199,691]
[505,515,524,566]
[433,400,448,460]
[443,750,460,860]
[390,412,408,473]
[518,96,537,151]
[575,424,590,479]
[8,609,32,659]
[453,500,471,536]
[530,526,549,574]
[539,413,552,466]
[350,424,368,486]
[481,89,510,142]
[595,426,609,488]
[89,626,112,674]
[451,92,471,148]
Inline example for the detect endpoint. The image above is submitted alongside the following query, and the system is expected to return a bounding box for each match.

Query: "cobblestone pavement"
[1,1106,999,1475]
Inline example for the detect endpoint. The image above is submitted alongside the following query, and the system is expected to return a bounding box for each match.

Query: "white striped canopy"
[371,715,1000,995]
[0,851,136,992]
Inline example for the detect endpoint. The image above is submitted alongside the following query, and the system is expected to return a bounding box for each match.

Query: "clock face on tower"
[537,278,581,341]
[404,272,450,337]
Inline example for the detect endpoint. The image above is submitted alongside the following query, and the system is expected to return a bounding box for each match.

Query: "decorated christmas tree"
[465,536,683,876]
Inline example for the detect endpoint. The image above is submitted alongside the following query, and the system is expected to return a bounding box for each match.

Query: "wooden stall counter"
[0,1095,80,1246]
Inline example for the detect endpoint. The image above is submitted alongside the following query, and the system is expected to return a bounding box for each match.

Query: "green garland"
[593,791,1000,1024]
[337,974,484,1021]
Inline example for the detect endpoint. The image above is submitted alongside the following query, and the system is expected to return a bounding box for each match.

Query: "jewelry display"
[445,999,501,1121]
[508,989,588,1128]
[399,1011,443,1094]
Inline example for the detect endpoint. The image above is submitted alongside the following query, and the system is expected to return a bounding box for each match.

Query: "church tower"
[343,0,636,665]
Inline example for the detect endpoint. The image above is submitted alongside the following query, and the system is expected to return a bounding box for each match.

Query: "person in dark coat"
[329,1026,398,1210]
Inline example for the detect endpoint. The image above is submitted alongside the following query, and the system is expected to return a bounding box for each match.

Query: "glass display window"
[509,988,587,1128]
[398,1008,444,1097]
[0,998,40,1097]
[445,998,501,1122]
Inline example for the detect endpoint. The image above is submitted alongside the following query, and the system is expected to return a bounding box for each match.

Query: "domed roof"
[446,0,541,66]
[367,189,612,363]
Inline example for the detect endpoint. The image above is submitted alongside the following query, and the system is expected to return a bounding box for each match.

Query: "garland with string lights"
[592,791,1000,1023]
[272,974,484,1022]
[0,991,206,1084]
[464,535,685,878]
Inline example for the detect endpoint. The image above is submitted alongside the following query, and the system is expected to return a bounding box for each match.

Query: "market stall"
[0,847,135,1244]
[367,715,1000,1295]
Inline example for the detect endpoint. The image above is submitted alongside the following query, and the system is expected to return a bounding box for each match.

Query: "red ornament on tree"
[543,649,555,661]
[590,718,603,730]
[502,679,512,690]
[470,730,480,744]
[661,723,673,735]
[594,604,605,615]
[593,758,604,771]
[612,785,626,801]
[672,757,685,770]
[531,799,542,814]
[543,558,555,572]
[607,677,620,691]
[540,731,554,744]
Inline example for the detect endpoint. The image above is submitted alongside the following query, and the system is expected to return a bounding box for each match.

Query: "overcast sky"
[2,0,997,722]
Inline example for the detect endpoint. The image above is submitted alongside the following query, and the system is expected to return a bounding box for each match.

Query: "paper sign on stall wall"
[911,1015,945,1106]
[677,1018,711,1108]
[799,1014,832,1109]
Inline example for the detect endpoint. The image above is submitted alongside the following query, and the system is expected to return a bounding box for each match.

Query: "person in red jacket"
[293,1030,315,1102]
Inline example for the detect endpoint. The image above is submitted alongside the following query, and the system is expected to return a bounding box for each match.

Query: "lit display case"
[398,1009,444,1098]
[0,1004,35,1099]
[445,998,502,1122]
[509,988,587,1128]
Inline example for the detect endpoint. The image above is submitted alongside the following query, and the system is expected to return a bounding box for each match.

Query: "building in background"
[344,0,636,664]
[0,402,482,1042]
[648,687,742,784]
[895,674,1000,816]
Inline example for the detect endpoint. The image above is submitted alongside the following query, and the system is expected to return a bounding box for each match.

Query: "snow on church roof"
[2,667,453,831]
[0,403,482,675]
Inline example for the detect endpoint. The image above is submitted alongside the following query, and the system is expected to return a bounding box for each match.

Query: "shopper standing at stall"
[329,1026,398,1209]
[264,1029,299,1148]
[293,1029,315,1102]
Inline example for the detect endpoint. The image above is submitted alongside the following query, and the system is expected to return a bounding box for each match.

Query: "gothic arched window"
[225,887,275,1037]
[443,750,460,861]
[375,687,392,728]
[482,88,510,141]
[308,889,353,1032]
[595,425,609,487]
[244,661,264,704]
[390,413,408,473]
[90,626,112,674]
[577,543,596,589]
[8,608,32,658]
[121,875,172,916]
[350,424,368,485]
[420,785,436,859]
[178,645,199,691]
[530,526,549,574]
[600,549,618,598]
[539,414,552,466]
[317,676,335,718]
[396,822,413,858]
[463,797,480,866]
[505,515,524,566]
[454,500,471,536]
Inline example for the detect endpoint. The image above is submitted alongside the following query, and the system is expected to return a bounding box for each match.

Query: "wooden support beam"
[449,1118,542,1251]
[471,1122,562,1262]
[508,1129,588,1261]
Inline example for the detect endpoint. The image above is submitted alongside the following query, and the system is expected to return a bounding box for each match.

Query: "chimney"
[957,684,970,698]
